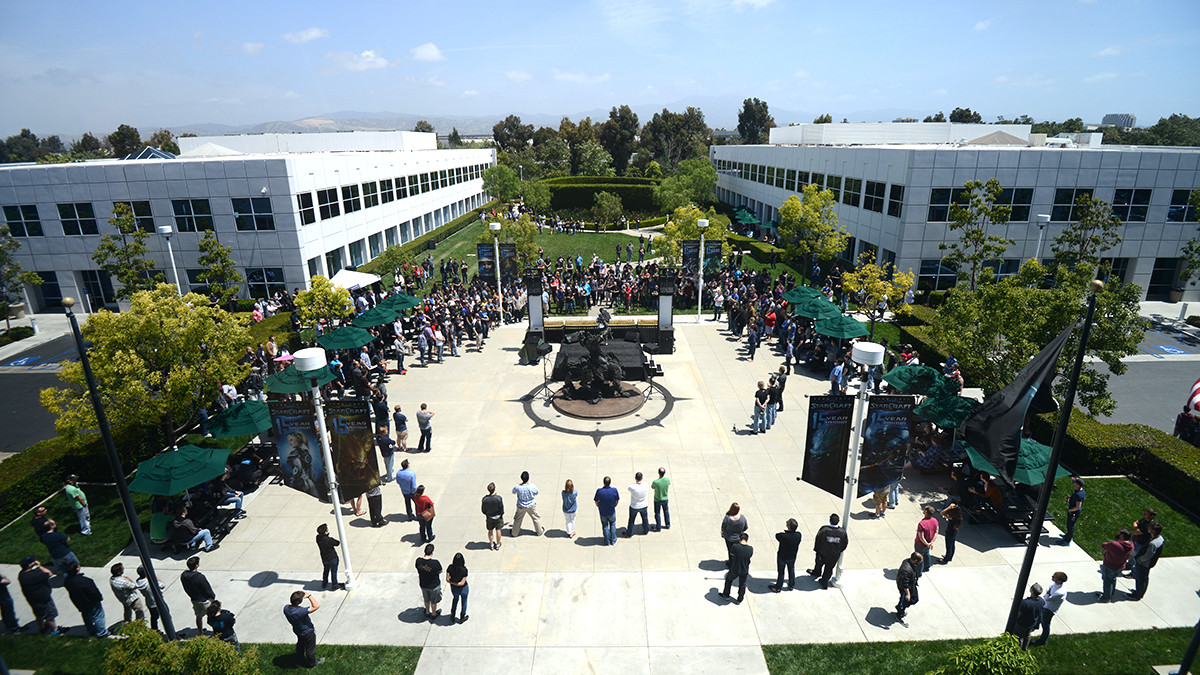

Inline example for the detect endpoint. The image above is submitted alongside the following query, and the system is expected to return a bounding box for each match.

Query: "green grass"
[428,221,645,272]
[0,484,153,567]
[1047,475,1200,559]
[763,627,1190,675]
[0,634,421,675]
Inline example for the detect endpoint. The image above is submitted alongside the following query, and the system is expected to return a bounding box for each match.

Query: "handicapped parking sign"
[1154,345,1187,355]
[2,356,41,367]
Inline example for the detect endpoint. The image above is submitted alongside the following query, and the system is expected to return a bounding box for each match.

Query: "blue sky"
[1,0,1197,136]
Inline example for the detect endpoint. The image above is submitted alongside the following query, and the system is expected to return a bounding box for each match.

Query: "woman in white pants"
[562,480,578,538]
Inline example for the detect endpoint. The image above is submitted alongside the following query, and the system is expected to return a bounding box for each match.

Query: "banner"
[269,401,325,501]
[477,242,496,280]
[325,400,380,500]
[703,239,723,276]
[499,242,519,281]
[857,395,916,497]
[681,240,700,278]
[802,395,855,497]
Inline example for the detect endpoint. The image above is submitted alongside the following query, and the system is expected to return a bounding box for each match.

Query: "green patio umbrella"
[128,445,233,495]
[782,286,825,304]
[379,293,422,312]
[814,314,869,339]
[316,325,376,351]
[792,298,842,320]
[206,400,271,438]
[913,395,980,430]
[882,364,958,398]
[961,438,1070,486]
[351,304,401,328]
[736,212,761,225]
[266,364,337,394]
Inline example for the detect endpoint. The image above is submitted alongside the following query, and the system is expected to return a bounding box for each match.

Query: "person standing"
[64,475,91,536]
[1128,522,1165,601]
[206,600,239,651]
[134,566,166,632]
[775,367,788,411]
[414,485,436,543]
[625,472,650,537]
[481,483,505,550]
[17,557,59,635]
[830,357,845,395]
[939,503,962,565]
[1031,572,1067,647]
[721,503,749,567]
[377,426,397,484]
[63,562,107,637]
[914,506,938,576]
[393,405,409,453]
[894,552,922,626]
[594,477,621,546]
[719,533,754,604]
[651,467,671,532]
[416,403,434,453]
[511,471,543,537]
[1129,508,1157,577]
[284,590,322,668]
[31,506,51,538]
[395,459,417,520]
[39,520,79,573]
[1013,583,1045,650]
[1097,529,1134,603]
[765,376,780,430]
[109,562,146,625]
[1058,477,1085,546]
[316,524,342,590]
[181,556,216,635]
[0,571,20,633]
[446,552,469,624]
[415,544,443,623]
[562,480,578,538]
[768,518,803,592]
[752,381,768,434]
[808,513,848,589]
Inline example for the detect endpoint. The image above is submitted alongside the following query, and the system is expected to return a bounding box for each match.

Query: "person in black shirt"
[17,557,59,634]
[415,544,443,622]
[769,519,803,592]
[181,556,216,635]
[316,524,343,590]
[720,533,753,603]
[446,552,469,624]
[206,600,239,651]
[1013,583,1045,650]
[63,562,107,637]
[31,506,51,538]
[808,513,848,589]
[895,553,923,626]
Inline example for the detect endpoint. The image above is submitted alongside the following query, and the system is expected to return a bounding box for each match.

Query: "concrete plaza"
[9,318,1199,674]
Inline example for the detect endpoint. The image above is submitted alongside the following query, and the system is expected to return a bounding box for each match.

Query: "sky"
[1,0,1198,137]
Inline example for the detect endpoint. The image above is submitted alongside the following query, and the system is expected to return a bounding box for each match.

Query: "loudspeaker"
[536,342,553,356]
[524,329,544,345]
[525,271,543,294]
[657,327,675,354]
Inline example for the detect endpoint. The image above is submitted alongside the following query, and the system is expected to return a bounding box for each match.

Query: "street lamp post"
[696,219,709,323]
[294,348,358,590]
[20,284,37,335]
[490,222,503,319]
[61,297,177,640]
[158,225,182,297]
[835,341,884,586]
[1035,213,1050,261]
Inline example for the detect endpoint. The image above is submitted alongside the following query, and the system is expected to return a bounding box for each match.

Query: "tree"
[492,114,533,153]
[938,178,1013,291]
[534,134,570,177]
[640,107,712,169]
[597,105,640,175]
[71,132,103,155]
[777,184,849,276]
[478,214,539,266]
[659,205,731,266]
[295,275,353,326]
[523,180,551,214]
[482,164,520,202]
[653,158,716,212]
[737,98,776,144]
[40,135,65,154]
[196,231,243,305]
[812,113,833,124]
[645,160,663,180]
[107,124,143,157]
[558,116,597,175]
[413,120,435,133]
[148,129,180,155]
[576,141,614,176]
[841,252,915,340]
[923,111,946,123]
[948,107,983,124]
[0,225,42,330]
[1051,195,1123,269]
[932,259,1145,417]
[1,129,41,163]
[40,284,252,444]
[371,244,415,287]
[91,203,163,301]
[592,191,623,226]
[447,127,463,148]
[531,126,558,148]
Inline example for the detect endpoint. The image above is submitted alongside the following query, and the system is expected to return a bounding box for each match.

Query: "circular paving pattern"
[550,382,646,420]
[519,379,680,445]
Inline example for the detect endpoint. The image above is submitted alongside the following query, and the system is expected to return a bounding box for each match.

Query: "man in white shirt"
[624,472,650,537]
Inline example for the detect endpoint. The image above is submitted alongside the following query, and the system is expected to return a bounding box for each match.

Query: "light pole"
[20,284,37,335]
[490,222,503,319]
[158,225,182,297]
[294,348,358,590]
[696,219,709,323]
[61,297,177,640]
[834,341,884,585]
[1035,213,1050,261]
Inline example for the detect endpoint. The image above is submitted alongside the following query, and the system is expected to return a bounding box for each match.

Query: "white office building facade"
[0,131,495,312]
[711,123,1199,301]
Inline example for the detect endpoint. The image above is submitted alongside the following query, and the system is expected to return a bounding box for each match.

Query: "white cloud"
[794,69,809,79]
[993,73,1053,88]
[283,90,300,100]
[553,69,611,85]
[1096,46,1121,57]
[241,42,264,56]
[283,27,329,44]
[462,89,478,97]
[506,70,532,83]
[1084,72,1118,83]
[973,18,994,31]
[732,0,775,8]
[410,42,445,62]
[328,50,389,71]
[405,75,445,87]
[810,26,831,35]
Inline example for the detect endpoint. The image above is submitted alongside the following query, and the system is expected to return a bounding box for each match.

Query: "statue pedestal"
[551,382,646,420]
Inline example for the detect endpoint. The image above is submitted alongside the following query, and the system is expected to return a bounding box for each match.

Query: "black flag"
[961,321,1077,487]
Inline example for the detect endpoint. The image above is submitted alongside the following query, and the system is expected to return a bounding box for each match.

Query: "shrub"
[1187,315,1199,328]
[727,234,783,263]
[928,290,948,307]
[543,175,659,186]
[926,633,1037,675]
[896,304,937,327]
[105,621,260,675]
[0,326,35,347]
[548,183,657,212]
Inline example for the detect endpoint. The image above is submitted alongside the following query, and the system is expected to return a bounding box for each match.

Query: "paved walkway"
[5,318,1197,674]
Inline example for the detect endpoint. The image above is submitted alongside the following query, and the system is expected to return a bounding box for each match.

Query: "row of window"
[926,187,1196,224]
[2,197,276,237]
[296,163,487,226]
[33,265,286,308]
[917,256,1135,292]
[712,158,907,219]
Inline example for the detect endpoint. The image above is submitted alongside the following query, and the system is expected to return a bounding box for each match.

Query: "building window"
[2,204,43,237]
[785,169,797,192]
[1052,188,1093,222]
[113,201,154,232]
[369,232,384,259]
[342,185,362,214]
[35,271,62,307]
[58,203,99,235]
[918,259,957,292]
[863,181,886,213]
[1112,188,1151,222]
[171,199,213,232]
[184,269,211,295]
[325,249,344,276]
[385,226,398,247]
[396,177,409,199]
[297,193,316,225]
[843,178,862,208]
[80,269,116,307]
[317,188,340,220]
[422,173,433,193]
[411,174,423,196]
[825,176,841,201]
[888,185,905,218]
[232,197,275,231]
[362,181,379,208]
[927,188,969,222]
[307,257,322,279]
[1098,257,1130,284]
[996,188,1034,222]
[348,240,365,267]
[380,179,395,204]
[1169,189,1199,222]
[440,170,449,189]
[811,173,825,190]
[246,267,286,299]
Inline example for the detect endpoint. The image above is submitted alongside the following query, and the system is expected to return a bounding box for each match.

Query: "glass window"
[995,188,1034,222]
[385,226,398,247]
[380,179,395,204]
[1052,188,1093,222]
[307,257,322,279]
[58,202,98,235]
[325,249,344,276]
[297,192,316,225]
[440,170,449,189]
[811,173,824,189]
[1112,188,1151,222]
[369,232,384,259]
[1169,189,1199,222]
[843,178,862,207]
[35,271,62,307]
[825,176,841,201]
[348,240,365,267]
[918,259,958,292]
[113,201,154,233]
[421,173,432,193]
[1098,257,1130,283]
[362,181,379,208]
[927,188,969,222]
[410,174,422,195]
[171,199,213,232]
[80,269,116,307]
[396,176,409,199]
[888,184,905,218]
[863,181,886,213]
[2,204,43,237]
[341,185,362,214]
[317,188,340,220]
[184,269,212,295]
[246,267,286,299]
[232,197,275,231]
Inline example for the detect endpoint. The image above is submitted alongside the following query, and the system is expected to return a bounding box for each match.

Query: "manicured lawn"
[1047,475,1200,559]
[0,484,153,567]
[0,634,422,675]
[425,221,644,273]
[762,627,1190,675]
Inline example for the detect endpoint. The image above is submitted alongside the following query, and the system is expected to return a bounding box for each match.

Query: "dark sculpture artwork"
[561,309,637,404]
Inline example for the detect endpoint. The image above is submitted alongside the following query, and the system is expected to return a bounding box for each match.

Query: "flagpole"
[1003,279,1101,633]
[835,342,884,585]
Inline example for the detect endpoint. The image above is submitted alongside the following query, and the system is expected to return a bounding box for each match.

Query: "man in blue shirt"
[593,476,621,546]
[393,405,408,453]
[511,471,543,537]
[284,590,322,667]
[395,459,417,521]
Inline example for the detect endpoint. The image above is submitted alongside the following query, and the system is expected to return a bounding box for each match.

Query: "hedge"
[0,326,35,347]
[542,176,660,187]
[728,234,784,264]
[358,200,498,278]
[548,183,657,212]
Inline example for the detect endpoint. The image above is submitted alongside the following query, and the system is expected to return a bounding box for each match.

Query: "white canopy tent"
[328,269,381,291]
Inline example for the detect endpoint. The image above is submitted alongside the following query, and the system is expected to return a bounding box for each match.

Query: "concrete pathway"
[4,319,1197,675]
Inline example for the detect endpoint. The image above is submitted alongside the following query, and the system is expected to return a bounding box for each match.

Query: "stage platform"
[550,339,649,382]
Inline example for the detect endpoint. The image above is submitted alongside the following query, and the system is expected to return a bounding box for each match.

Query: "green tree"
[107,124,143,157]
[939,178,1014,291]
[70,132,104,155]
[478,214,539,265]
[40,135,65,154]
[653,158,716,213]
[949,107,983,124]
[639,107,711,169]
[295,275,353,326]
[371,245,415,287]
[91,202,163,300]
[1,129,42,163]
[777,185,849,275]
[105,621,260,675]
[659,205,730,266]
[196,231,243,305]
[492,114,534,153]
[531,126,558,148]
[40,284,252,443]
[523,180,551,214]
[147,129,180,154]
[534,134,570,177]
[597,104,640,175]
[812,113,833,124]
[482,164,521,202]
[645,160,664,180]
[737,97,776,144]
[842,252,916,340]
[1051,195,1123,268]
[0,225,42,330]
[447,127,462,148]
[923,111,946,123]
[413,120,435,133]
[576,141,614,176]
[558,115,598,175]
[592,191,623,226]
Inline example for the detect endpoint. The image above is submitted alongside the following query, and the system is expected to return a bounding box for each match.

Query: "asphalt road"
[1100,360,1198,434]
[0,372,63,454]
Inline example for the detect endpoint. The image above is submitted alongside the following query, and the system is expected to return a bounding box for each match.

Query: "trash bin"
[1169,286,1185,303]
[427,239,437,250]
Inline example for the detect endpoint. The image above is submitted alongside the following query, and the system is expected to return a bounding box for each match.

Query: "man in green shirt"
[651,467,671,532]
[64,475,90,536]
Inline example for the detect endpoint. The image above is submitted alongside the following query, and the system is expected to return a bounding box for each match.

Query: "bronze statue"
[561,309,637,404]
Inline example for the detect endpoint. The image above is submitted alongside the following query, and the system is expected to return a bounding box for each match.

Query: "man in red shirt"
[914,506,938,576]
[1097,528,1134,602]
